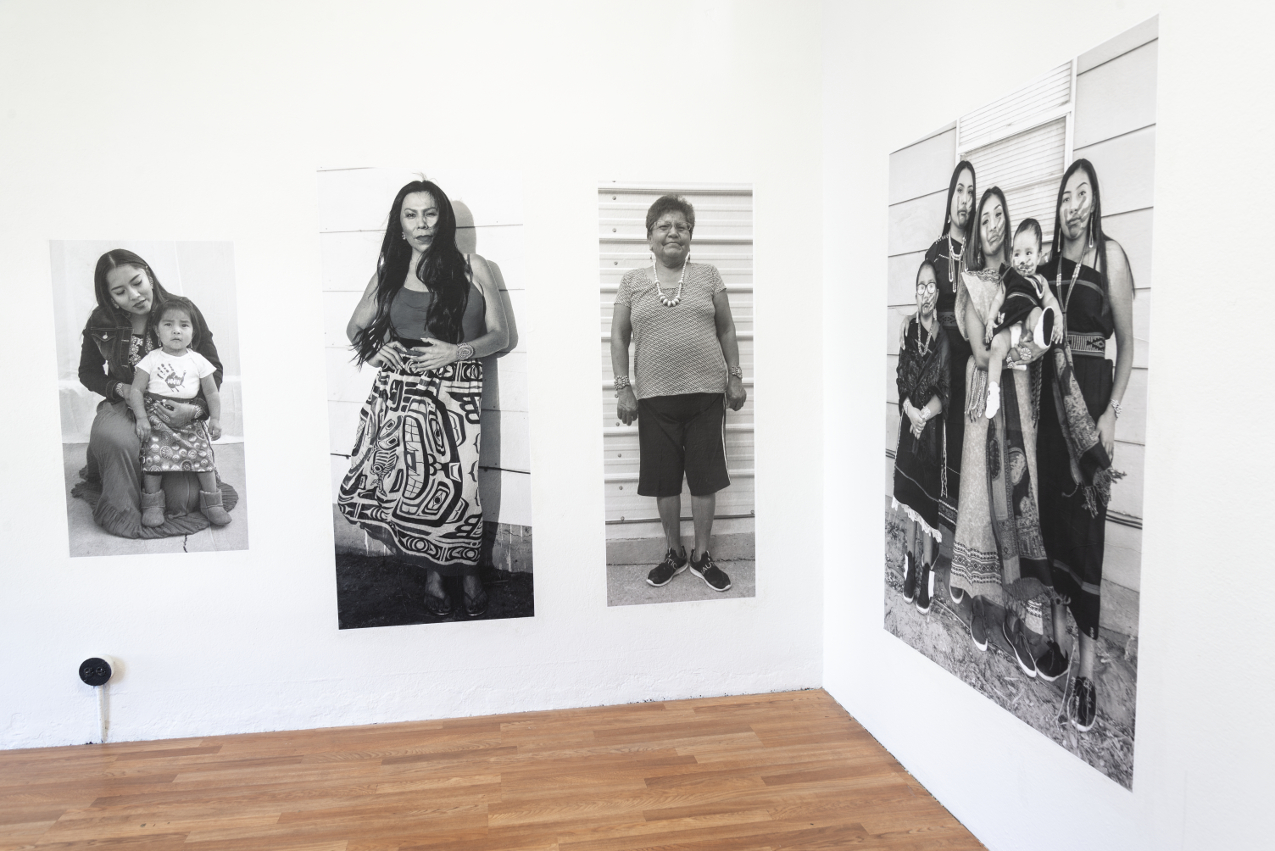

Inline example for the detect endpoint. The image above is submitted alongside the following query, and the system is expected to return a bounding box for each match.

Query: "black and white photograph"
[51,240,248,557]
[321,167,531,629]
[883,18,1156,787]
[600,183,755,606]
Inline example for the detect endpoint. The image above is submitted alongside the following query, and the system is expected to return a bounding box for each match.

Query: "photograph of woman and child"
[52,243,246,557]
[885,18,1156,789]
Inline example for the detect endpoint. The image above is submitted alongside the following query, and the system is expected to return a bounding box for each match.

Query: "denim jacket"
[78,303,224,402]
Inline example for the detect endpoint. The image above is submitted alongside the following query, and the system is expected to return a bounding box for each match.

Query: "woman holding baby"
[948,187,1053,678]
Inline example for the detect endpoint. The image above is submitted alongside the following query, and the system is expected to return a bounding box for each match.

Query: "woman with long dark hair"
[73,249,237,537]
[1035,159,1133,731]
[950,187,1051,673]
[339,180,510,618]
[922,162,976,602]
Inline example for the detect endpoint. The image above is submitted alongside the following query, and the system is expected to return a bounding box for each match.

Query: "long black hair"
[1050,158,1113,317]
[352,180,471,366]
[941,160,976,238]
[93,248,174,319]
[965,186,1011,273]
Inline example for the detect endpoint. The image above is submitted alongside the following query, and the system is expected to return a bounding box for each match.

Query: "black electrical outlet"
[79,658,112,687]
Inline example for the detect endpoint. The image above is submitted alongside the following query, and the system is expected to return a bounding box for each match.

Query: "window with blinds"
[958,62,1074,252]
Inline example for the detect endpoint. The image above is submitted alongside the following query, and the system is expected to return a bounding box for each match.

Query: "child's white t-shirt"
[136,349,216,400]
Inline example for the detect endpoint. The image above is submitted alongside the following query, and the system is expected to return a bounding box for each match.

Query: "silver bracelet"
[728,366,743,379]
[455,343,475,361]
[1109,398,1122,419]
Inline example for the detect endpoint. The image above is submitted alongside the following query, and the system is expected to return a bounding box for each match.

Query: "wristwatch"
[728,366,743,379]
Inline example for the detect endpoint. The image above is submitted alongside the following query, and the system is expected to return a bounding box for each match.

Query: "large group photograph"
[599,183,756,606]
[50,241,248,557]
[320,167,531,629]
[883,18,1156,787]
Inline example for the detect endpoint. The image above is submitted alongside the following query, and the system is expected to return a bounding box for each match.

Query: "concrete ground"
[62,442,249,558]
[607,559,755,606]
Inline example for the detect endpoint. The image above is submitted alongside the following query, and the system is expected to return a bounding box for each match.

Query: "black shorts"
[637,393,730,498]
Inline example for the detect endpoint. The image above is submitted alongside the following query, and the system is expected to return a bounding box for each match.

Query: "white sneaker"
[985,383,1001,419]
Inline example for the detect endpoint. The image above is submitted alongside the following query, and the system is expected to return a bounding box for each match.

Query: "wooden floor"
[0,689,981,850]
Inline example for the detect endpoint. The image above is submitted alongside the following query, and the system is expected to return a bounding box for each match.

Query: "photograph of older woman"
[894,261,950,615]
[607,192,752,604]
[53,244,246,556]
[333,174,529,626]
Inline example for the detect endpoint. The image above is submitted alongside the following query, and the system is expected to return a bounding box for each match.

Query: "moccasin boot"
[141,489,166,527]
[199,489,232,526]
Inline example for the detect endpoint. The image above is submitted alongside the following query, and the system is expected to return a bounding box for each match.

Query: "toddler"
[127,297,231,526]
[983,218,1064,418]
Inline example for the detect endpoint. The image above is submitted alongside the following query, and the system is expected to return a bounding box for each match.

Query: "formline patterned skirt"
[338,360,484,576]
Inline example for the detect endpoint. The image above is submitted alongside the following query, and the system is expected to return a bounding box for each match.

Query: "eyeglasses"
[916,282,937,296]
[653,222,691,235]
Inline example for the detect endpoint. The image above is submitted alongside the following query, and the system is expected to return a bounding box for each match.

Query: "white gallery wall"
[823,1,1274,850]
[0,0,823,748]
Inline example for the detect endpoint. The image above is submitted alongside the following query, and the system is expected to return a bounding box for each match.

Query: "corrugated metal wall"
[599,183,754,535]
[321,167,532,570]
[886,17,1156,638]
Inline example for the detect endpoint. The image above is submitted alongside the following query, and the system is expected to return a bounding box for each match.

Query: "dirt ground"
[884,509,1137,789]
[336,553,534,629]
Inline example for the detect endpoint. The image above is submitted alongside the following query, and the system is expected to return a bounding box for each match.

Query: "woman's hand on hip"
[1097,408,1116,461]
[726,376,747,411]
[616,386,639,426]
[370,340,409,371]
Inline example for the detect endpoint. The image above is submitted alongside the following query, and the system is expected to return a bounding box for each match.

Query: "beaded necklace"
[653,253,688,307]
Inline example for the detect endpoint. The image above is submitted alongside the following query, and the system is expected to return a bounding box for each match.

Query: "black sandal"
[463,577,488,618]
[424,591,453,618]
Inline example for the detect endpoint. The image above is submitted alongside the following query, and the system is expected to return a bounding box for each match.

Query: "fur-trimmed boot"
[199,489,232,526]
[141,489,166,527]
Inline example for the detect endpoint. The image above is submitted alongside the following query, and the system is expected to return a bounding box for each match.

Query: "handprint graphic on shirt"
[155,362,186,392]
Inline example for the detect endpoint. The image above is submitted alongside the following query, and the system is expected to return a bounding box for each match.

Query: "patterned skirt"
[141,394,216,474]
[338,360,485,575]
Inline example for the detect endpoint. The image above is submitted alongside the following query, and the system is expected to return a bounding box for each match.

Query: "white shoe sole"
[1003,621,1037,678]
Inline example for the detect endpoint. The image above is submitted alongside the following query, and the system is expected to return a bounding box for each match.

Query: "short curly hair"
[645,195,695,238]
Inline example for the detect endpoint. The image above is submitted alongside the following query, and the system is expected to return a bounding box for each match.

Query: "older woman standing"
[611,195,747,592]
[950,187,1052,672]
[1035,159,1133,731]
[341,179,510,619]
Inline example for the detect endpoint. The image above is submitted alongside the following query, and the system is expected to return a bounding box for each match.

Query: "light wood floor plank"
[0,690,980,849]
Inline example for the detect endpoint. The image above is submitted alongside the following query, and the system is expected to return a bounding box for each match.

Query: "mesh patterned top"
[615,262,728,399]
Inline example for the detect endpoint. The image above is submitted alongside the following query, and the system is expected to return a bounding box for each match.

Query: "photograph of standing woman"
[600,184,756,606]
[322,169,531,628]
[882,18,1156,788]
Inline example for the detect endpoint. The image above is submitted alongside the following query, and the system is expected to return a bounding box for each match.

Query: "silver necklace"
[653,254,688,307]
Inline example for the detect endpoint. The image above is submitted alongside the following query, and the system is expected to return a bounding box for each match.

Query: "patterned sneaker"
[1003,618,1037,677]
[1070,676,1097,732]
[1035,640,1069,683]
[902,552,917,603]
[915,559,933,614]
[646,547,688,587]
[689,550,732,592]
[970,597,988,652]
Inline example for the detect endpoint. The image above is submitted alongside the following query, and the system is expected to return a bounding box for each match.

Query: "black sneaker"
[915,559,933,614]
[1003,618,1037,677]
[1070,676,1097,732]
[1035,640,1069,682]
[689,550,732,591]
[970,596,988,651]
[902,551,917,603]
[646,547,688,587]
